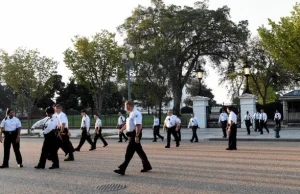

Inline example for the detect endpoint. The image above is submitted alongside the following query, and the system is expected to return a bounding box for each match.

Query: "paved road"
[23,127,300,141]
[1,139,300,193]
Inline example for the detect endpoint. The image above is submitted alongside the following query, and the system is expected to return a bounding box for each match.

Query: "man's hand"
[135,136,140,144]
[31,128,34,131]
[0,136,2,143]
[175,127,179,132]
[87,132,90,136]
[118,130,122,135]
[68,132,71,136]
[16,136,20,143]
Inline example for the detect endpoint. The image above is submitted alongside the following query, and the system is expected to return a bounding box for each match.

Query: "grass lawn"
[20,114,191,128]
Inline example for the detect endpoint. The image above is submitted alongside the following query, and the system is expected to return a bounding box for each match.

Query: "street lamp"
[242,60,252,94]
[122,51,135,100]
[195,62,204,96]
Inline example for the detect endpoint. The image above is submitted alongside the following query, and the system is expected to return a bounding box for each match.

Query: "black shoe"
[194,141,199,143]
[118,141,123,143]
[226,148,233,150]
[232,148,237,150]
[18,164,23,168]
[65,153,68,157]
[103,144,108,147]
[260,133,263,135]
[74,148,80,152]
[165,146,170,148]
[89,147,96,151]
[125,138,128,142]
[64,158,74,161]
[114,169,125,175]
[190,139,193,143]
[161,137,164,141]
[176,144,180,147]
[141,167,152,173]
[49,166,59,169]
[152,140,157,142]
[34,166,45,169]
[247,133,250,135]
[223,136,227,138]
[254,130,257,132]
[0,165,9,169]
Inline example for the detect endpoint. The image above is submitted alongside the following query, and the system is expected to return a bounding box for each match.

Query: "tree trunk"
[94,93,104,116]
[158,99,163,126]
[172,85,183,116]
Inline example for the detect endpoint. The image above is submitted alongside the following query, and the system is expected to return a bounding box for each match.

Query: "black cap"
[45,106,55,114]
[81,109,87,113]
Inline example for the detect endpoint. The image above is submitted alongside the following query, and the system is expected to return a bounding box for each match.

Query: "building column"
[282,100,288,125]
[239,94,257,128]
[191,96,210,128]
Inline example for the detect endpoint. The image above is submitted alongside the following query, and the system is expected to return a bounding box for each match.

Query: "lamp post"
[242,60,252,94]
[122,51,135,101]
[195,63,204,96]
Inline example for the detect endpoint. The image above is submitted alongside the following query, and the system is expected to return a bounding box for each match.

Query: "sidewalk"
[21,127,300,142]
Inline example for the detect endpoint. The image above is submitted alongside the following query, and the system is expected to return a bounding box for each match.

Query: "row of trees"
[0,0,299,127]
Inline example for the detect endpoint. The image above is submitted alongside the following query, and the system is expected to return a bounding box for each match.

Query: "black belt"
[4,131,17,135]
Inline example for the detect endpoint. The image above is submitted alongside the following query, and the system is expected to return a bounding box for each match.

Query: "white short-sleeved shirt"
[228,112,237,124]
[126,109,142,132]
[164,115,177,128]
[219,113,228,122]
[274,113,281,120]
[95,118,102,129]
[0,117,22,132]
[188,117,199,128]
[260,113,267,122]
[57,112,69,128]
[81,115,90,130]
[153,118,159,126]
[32,115,58,134]
[118,116,125,125]
[253,112,260,120]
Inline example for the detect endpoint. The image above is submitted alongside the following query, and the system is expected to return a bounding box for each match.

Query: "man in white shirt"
[187,113,199,142]
[274,110,282,129]
[152,115,164,142]
[31,107,59,169]
[259,109,269,134]
[174,114,182,141]
[218,109,228,138]
[163,110,180,148]
[243,111,252,135]
[117,112,128,143]
[54,104,75,161]
[253,110,260,132]
[226,106,237,150]
[0,109,23,168]
[75,109,94,151]
[91,113,108,150]
[114,101,152,176]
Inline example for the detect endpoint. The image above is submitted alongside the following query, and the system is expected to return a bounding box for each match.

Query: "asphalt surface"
[1,139,300,194]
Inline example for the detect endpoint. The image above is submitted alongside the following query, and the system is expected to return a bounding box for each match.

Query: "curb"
[206,138,300,142]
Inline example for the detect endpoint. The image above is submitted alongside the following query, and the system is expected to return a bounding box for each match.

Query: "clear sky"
[0,0,297,103]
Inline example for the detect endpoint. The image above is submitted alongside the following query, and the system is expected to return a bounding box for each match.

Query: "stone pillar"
[191,96,210,128]
[239,94,257,128]
[282,100,287,125]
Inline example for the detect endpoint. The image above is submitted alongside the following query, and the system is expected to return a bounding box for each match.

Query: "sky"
[0,0,298,104]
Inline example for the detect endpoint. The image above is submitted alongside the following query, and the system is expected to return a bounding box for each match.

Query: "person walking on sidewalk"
[91,114,108,150]
[218,109,228,138]
[163,110,180,148]
[114,101,152,175]
[75,110,94,151]
[226,106,237,151]
[187,113,199,143]
[259,109,269,135]
[174,114,182,142]
[243,111,252,135]
[152,115,164,142]
[274,110,282,129]
[117,112,128,143]
[253,110,260,132]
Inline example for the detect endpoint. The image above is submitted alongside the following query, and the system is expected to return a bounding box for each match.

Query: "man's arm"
[0,127,3,143]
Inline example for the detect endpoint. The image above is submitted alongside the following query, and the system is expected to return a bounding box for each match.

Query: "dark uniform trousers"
[166,126,179,147]
[245,120,251,134]
[221,121,227,137]
[153,125,163,141]
[275,119,281,129]
[93,127,108,147]
[259,120,269,134]
[191,126,199,142]
[56,128,74,159]
[118,125,128,142]
[176,126,181,141]
[228,123,237,149]
[39,130,59,168]
[118,130,151,172]
[77,128,94,150]
[2,131,22,166]
[254,119,260,131]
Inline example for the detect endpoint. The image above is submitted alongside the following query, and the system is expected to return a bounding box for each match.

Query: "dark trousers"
[2,131,22,166]
[245,120,251,134]
[275,119,281,129]
[254,120,259,131]
[191,126,199,142]
[228,124,237,149]
[38,131,59,168]
[176,127,181,141]
[56,128,74,159]
[221,121,227,137]
[118,125,128,142]
[166,127,179,147]
[93,128,108,147]
[76,128,94,150]
[259,120,269,134]
[153,126,163,141]
[119,131,151,172]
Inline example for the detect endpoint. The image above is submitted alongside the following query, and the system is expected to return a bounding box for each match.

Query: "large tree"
[0,48,58,131]
[118,0,249,115]
[258,3,300,78]
[64,30,123,114]
[56,78,79,113]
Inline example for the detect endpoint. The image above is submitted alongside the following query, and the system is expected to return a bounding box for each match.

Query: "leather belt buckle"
[8,132,12,135]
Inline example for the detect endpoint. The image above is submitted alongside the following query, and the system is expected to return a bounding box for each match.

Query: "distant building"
[279,90,300,126]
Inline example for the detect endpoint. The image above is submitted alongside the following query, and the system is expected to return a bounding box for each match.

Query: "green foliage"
[119,0,249,115]
[258,3,300,77]
[64,30,123,113]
